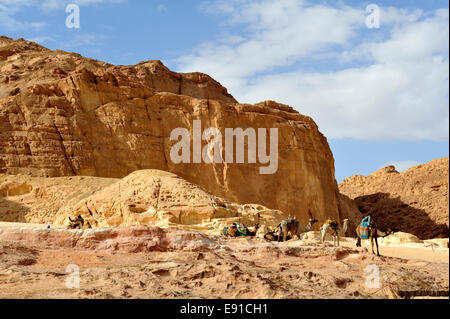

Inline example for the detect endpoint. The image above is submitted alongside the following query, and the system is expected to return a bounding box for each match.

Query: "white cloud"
[178,1,362,80]
[385,160,421,172]
[41,0,126,11]
[27,35,54,43]
[175,1,449,141]
[59,33,109,49]
[0,0,46,30]
[0,12,46,30]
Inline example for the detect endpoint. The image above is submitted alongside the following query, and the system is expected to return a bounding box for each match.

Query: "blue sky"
[1,0,448,182]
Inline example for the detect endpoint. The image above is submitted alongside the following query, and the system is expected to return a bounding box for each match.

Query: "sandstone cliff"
[339,158,449,239]
[0,36,340,224]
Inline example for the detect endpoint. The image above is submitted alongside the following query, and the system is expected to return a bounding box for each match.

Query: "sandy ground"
[0,222,65,229]
[0,222,448,299]
[339,241,449,264]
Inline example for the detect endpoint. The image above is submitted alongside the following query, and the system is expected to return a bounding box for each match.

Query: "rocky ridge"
[0,36,339,225]
[339,158,449,239]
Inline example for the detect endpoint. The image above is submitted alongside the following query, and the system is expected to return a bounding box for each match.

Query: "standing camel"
[320,218,349,247]
[275,216,318,242]
[355,220,393,256]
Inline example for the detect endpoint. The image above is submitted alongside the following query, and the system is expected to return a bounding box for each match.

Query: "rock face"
[0,226,226,253]
[0,36,340,224]
[0,170,285,234]
[339,158,449,239]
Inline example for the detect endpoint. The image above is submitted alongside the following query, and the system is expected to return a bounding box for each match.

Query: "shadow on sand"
[354,192,449,240]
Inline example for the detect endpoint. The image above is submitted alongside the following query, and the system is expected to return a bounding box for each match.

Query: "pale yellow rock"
[381,232,423,245]
[424,238,449,249]
[1,170,286,234]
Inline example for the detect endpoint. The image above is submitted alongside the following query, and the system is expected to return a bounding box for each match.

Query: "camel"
[264,231,292,242]
[223,213,260,237]
[223,222,260,237]
[274,215,318,242]
[320,218,349,247]
[67,215,92,230]
[355,220,393,256]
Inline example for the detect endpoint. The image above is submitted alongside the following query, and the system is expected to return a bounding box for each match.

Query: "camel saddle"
[359,216,371,239]
[222,222,248,237]
[325,219,339,231]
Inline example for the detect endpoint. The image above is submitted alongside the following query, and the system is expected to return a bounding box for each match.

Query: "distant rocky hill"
[0,36,340,225]
[339,158,449,239]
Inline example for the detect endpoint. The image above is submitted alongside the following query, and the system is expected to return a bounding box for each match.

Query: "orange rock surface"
[339,158,449,239]
[0,36,339,224]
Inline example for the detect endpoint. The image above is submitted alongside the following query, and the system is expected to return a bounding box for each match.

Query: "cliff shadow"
[353,192,449,240]
[0,197,30,223]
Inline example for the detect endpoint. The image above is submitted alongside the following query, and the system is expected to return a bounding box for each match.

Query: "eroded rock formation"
[0,36,340,224]
[339,158,449,239]
[0,170,286,234]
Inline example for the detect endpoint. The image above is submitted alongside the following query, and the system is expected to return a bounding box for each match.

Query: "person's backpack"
[359,216,371,239]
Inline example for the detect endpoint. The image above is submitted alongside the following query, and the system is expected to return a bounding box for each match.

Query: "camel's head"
[309,218,318,225]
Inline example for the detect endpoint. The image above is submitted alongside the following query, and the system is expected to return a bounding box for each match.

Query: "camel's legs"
[320,224,329,243]
[370,237,375,254]
[375,237,380,256]
[282,224,287,242]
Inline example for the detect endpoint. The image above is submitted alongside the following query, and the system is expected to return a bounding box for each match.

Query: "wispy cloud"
[26,35,54,43]
[175,1,449,141]
[0,0,46,31]
[40,0,127,11]
[59,33,110,49]
[0,0,126,31]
